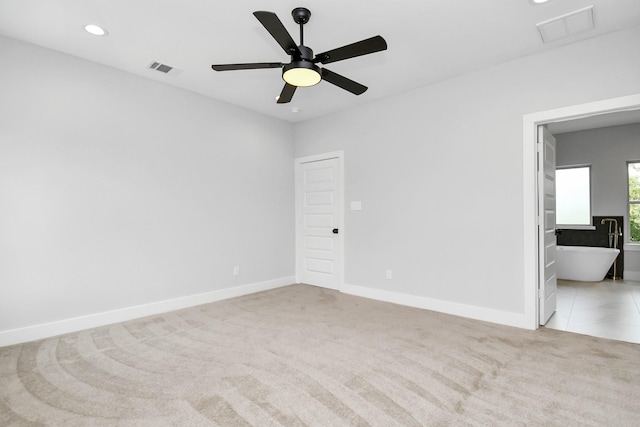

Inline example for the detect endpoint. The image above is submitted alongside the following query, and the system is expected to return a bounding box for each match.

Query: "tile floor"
[545,279,640,344]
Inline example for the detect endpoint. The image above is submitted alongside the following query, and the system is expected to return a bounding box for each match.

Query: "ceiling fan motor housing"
[295,45,314,61]
[283,44,321,87]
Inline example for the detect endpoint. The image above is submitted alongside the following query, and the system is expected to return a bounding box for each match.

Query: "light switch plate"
[351,201,362,211]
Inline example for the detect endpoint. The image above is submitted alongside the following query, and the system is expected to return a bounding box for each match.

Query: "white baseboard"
[0,276,295,347]
[341,283,529,329]
[623,270,640,282]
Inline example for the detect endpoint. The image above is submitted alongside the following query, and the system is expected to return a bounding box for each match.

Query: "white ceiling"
[1,0,639,123]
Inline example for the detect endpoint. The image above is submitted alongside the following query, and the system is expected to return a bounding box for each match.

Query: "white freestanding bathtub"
[556,246,620,282]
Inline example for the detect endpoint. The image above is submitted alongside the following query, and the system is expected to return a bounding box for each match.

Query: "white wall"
[556,123,640,280]
[0,36,295,342]
[294,27,640,323]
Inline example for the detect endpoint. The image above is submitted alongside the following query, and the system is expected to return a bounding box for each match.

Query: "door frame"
[294,150,345,290]
[522,93,640,329]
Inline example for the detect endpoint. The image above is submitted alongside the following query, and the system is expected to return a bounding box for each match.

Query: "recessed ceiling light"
[84,24,108,36]
[530,0,550,4]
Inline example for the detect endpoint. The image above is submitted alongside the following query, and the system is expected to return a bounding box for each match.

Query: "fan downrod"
[292,7,311,25]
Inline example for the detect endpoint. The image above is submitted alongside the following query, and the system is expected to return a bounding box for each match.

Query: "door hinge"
[538,288,544,298]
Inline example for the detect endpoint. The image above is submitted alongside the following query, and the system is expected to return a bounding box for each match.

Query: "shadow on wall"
[557,216,624,279]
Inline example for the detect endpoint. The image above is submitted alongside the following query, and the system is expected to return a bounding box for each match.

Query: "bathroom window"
[556,165,592,226]
[629,161,640,243]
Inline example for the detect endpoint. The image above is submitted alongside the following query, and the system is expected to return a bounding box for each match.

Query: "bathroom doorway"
[522,94,640,336]
[543,113,640,343]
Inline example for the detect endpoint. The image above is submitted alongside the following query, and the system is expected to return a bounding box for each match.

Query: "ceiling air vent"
[148,61,182,76]
[536,6,595,43]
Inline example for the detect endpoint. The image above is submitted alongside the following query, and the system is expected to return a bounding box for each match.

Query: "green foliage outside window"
[630,162,640,242]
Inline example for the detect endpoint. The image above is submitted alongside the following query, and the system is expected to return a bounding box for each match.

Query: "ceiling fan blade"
[211,63,283,71]
[315,35,387,64]
[277,83,297,104]
[253,11,301,56]
[321,68,367,95]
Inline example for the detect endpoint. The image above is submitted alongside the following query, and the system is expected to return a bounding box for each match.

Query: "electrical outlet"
[233,266,240,276]
[385,269,392,280]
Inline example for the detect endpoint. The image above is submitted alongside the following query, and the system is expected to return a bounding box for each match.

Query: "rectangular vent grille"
[148,61,182,76]
[536,6,594,43]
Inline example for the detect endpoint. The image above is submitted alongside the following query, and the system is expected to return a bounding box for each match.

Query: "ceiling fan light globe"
[283,62,321,87]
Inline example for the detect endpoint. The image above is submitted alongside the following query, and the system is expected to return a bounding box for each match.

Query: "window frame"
[628,160,640,244]
[555,164,593,228]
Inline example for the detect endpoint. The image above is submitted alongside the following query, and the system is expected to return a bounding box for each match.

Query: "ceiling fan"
[211,7,388,104]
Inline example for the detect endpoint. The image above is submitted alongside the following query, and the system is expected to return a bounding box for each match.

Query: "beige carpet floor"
[1,284,639,426]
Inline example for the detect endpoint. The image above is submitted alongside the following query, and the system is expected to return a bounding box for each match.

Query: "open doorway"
[522,94,640,338]
[545,116,640,343]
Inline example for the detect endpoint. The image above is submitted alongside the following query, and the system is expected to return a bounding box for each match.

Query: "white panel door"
[539,126,557,325]
[295,155,343,290]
